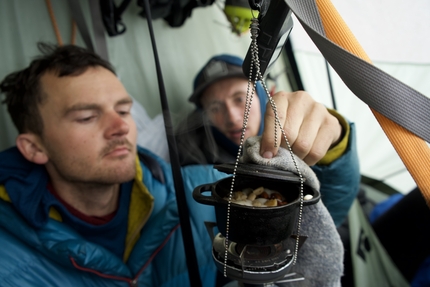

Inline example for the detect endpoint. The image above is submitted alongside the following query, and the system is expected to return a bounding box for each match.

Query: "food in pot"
[224,186,288,207]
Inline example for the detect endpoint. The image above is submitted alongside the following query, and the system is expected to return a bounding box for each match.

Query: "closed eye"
[76,116,97,123]
[116,101,132,117]
[118,110,130,116]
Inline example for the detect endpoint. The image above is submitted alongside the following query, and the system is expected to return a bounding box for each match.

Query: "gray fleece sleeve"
[240,136,344,287]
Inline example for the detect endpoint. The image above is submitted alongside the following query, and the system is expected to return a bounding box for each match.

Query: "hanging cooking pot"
[193,163,320,246]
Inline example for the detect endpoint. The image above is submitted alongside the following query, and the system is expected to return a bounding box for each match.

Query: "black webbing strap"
[140,0,203,286]
[88,0,109,61]
[66,0,94,51]
[67,0,109,61]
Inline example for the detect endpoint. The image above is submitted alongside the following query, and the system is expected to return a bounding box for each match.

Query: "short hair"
[0,42,116,135]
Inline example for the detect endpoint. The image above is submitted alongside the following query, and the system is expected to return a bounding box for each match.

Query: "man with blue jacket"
[0,44,359,286]
[175,54,360,227]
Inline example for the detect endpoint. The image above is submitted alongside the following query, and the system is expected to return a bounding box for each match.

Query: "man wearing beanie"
[175,54,360,228]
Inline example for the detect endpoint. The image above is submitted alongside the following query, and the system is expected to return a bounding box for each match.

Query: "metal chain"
[249,18,304,265]
[223,16,305,277]
[222,28,258,278]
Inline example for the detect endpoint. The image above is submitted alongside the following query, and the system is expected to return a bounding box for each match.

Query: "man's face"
[37,67,137,185]
[200,77,262,145]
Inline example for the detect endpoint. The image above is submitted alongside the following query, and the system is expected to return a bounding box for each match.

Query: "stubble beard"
[45,140,137,187]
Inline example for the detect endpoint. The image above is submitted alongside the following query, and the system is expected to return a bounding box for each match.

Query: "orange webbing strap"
[316,0,430,205]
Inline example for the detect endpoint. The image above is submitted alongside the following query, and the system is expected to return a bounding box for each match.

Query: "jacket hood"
[0,147,55,228]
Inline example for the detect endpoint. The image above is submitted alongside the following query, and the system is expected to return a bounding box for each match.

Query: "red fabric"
[47,182,116,225]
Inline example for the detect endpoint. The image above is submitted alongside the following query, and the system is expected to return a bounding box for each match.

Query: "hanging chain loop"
[223,16,305,277]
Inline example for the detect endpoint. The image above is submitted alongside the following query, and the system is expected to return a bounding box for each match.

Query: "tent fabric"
[348,199,410,287]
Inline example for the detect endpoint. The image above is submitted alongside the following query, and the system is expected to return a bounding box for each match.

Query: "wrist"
[318,109,350,165]
[330,121,344,148]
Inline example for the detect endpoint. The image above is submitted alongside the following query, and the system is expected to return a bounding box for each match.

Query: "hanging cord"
[70,20,76,45]
[325,60,337,110]
[284,39,304,91]
[140,0,202,286]
[45,0,76,46]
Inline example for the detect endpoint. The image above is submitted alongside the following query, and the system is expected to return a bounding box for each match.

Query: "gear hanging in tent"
[220,0,259,35]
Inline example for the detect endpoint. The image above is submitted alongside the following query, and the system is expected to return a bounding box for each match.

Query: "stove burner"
[212,233,306,284]
[235,243,273,260]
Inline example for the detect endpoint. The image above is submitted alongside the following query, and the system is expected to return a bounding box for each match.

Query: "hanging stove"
[193,163,320,285]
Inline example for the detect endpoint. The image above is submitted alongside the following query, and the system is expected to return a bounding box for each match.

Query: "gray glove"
[240,136,344,287]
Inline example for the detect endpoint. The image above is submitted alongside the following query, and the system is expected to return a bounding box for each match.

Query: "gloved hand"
[240,136,344,287]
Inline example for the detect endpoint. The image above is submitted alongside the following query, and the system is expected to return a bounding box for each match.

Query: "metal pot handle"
[302,187,321,206]
[192,183,219,206]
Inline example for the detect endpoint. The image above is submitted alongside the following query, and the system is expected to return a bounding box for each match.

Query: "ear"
[16,133,49,165]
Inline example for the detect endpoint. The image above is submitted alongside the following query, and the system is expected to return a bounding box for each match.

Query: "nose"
[104,112,130,139]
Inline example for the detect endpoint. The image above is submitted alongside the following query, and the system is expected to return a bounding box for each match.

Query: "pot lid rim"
[214,163,306,182]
